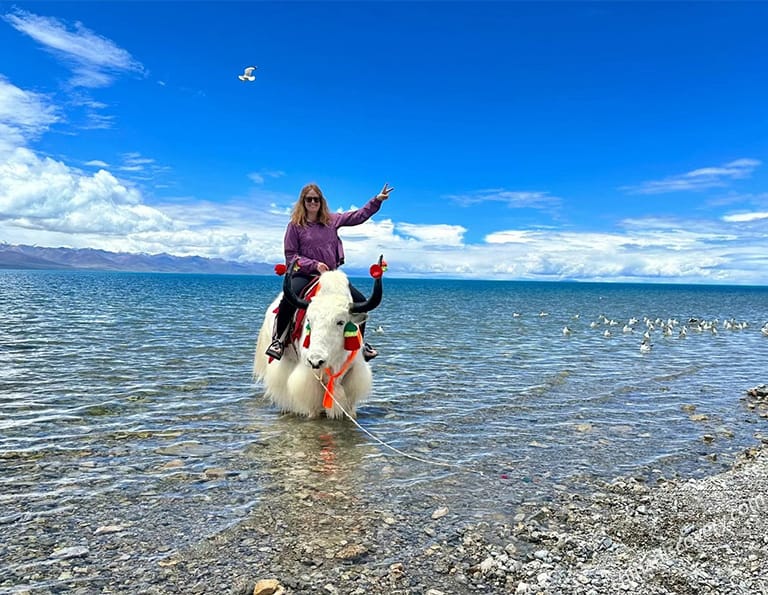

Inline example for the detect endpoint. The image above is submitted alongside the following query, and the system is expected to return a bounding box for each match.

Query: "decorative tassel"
[303,322,311,348]
[343,322,361,351]
[323,348,359,409]
[323,385,334,409]
[369,258,388,279]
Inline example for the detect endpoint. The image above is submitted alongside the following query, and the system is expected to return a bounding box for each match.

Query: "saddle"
[270,276,321,344]
[289,277,321,342]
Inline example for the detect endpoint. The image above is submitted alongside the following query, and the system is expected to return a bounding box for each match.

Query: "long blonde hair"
[290,183,331,226]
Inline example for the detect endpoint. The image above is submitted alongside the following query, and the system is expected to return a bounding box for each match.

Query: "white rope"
[314,371,485,476]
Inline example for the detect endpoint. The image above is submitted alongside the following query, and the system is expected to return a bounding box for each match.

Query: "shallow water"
[1,270,766,587]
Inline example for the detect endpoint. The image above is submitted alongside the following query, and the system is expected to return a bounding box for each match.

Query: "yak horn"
[282,259,310,310]
[350,255,384,314]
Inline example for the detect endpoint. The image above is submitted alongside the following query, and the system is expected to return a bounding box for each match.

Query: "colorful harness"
[271,258,386,411]
[289,277,321,344]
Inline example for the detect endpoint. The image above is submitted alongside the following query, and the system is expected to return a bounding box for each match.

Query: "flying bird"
[238,66,257,82]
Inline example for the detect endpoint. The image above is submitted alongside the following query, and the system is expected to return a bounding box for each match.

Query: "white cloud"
[116,152,157,173]
[478,218,766,284]
[722,211,768,223]
[82,111,115,130]
[446,188,560,209]
[710,192,768,209]
[485,230,534,244]
[108,152,172,184]
[399,224,741,283]
[337,219,757,283]
[397,222,466,246]
[0,142,292,264]
[121,153,154,166]
[0,147,175,234]
[3,9,145,88]
[0,76,60,153]
[623,158,761,194]
[248,170,285,185]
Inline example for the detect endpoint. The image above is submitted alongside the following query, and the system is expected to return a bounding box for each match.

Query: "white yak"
[254,258,384,419]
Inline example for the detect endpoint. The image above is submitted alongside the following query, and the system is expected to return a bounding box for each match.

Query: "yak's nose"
[308,357,325,370]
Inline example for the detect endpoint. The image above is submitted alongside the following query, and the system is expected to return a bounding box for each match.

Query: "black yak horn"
[282,259,310,310]
[350,255,384,314]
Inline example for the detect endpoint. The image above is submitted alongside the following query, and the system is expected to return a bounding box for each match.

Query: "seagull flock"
[519,312,768,354]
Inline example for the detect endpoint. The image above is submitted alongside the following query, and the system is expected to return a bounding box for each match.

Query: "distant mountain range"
[0,243,274,275]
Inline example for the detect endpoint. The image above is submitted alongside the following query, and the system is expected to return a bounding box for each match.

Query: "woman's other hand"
[317,262,330,273]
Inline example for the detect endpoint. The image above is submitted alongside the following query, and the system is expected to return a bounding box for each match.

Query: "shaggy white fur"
[253,270,373,419]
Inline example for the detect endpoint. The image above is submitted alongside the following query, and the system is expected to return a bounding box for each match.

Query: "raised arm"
[334,183,394,228]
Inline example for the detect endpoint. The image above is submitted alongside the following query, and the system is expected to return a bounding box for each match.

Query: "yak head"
[282,259,383,370]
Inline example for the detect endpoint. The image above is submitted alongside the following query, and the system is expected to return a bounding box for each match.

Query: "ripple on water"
[1,272,767,589]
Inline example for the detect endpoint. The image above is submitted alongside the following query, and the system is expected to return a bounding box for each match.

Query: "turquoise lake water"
[1,270,767,584]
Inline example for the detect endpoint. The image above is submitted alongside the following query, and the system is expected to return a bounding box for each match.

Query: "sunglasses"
[304,196,322,204]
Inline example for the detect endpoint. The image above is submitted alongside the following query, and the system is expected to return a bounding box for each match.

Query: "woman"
[266,182,394,361]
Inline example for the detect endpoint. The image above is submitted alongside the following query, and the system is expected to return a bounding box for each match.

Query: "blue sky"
[1,2,767,284]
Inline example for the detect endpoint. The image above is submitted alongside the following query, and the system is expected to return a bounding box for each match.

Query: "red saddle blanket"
[271,277,321,344]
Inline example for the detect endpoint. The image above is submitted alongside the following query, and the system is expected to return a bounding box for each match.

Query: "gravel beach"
[150,446,768,595]
[4,385,767,595]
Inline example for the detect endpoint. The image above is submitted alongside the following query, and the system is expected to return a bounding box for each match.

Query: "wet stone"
[50,546,89,560]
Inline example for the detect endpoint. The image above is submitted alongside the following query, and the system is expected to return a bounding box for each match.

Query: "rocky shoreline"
[4,385,767,595]
[161,385,768,594]
[178,448,768,595]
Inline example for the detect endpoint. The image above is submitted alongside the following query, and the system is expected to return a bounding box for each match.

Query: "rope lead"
[313,371,485,476]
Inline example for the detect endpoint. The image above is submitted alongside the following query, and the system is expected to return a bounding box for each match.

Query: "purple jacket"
[284,197,382,276]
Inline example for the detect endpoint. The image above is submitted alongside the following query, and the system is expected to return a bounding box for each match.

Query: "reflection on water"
[1,271,767,587]
[252,414,372,486]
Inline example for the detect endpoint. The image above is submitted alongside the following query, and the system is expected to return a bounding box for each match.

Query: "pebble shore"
[4,385,767,595]
[173,446,768,595]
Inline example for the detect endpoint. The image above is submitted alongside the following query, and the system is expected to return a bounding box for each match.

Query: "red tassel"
[303,329,311,348]
[344,334,361,351]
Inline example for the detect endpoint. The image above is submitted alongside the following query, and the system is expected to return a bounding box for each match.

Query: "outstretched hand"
[376,183,394,201]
